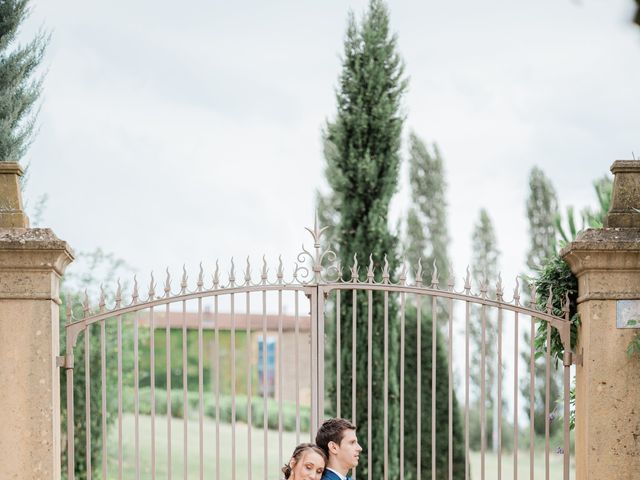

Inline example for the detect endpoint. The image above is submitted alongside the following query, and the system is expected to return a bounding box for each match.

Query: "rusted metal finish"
[62,221,574,480]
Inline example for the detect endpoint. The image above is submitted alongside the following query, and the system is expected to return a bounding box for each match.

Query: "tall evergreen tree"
[406,133,450,273]
[0,0,47,163]
[318,1,406,477]
[521,166,561,437]
[469,209,500,451]
[404,132,465,478]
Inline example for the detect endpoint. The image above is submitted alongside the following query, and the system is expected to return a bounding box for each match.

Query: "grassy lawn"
[106,414,574,479]
[469,449,575,479]
[107,414,306,479]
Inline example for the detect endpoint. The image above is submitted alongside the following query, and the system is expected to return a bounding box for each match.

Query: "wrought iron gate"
[61,221,577,480]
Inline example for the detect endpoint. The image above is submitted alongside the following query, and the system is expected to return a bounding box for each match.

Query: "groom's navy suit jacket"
[321,469,347,480]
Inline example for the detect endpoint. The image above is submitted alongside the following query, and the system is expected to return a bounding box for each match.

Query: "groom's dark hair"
[315,418,356,456]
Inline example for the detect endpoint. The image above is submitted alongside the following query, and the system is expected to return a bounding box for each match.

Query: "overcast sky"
[21,0,640,295]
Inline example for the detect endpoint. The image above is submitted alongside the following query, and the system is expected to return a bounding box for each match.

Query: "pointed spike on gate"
[464,266,472,292]
[367,253,375,283]
[132,275,139,304]
[164,268,171,297]
[115,279,122,308]
[530,282,537,307]
[382,254,390,284]
[479,271,489,298]
[179,264,188,293]
[513,276,521,305]
[336,260,344,281]
[82,289,90,317]
[415,257,423,286]
[447,262,455,291]
[563,292,571,318]
[197,262,204,291]
[276,255,284,283]
[212,260,220,289]
[399,258,407,285]
[244,256,252,285]
[147,271,156,300]
[350,253,359,282]
[99,284,106,311]
[261,255,268,283]
[229,258,236,286]
[496,273,504,301]
[431,259,439,288]
[546,285,554,313]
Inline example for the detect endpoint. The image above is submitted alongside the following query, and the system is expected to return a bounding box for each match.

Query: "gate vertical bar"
[117,314,123,480]
[400,290,406,480]
[278,288,283,468]
[150,306,156,480]
[215,295,220,480]
[199,296,205,480]
[336,290,342,420]
[165,303,172,480]
[182,299,188,480]
[416,294,421,480]
[308,286,320,439]
[545,327,551,480]
[513,310,519,480]
[448,296,453,480]
[383,290,389,480]
[497,307,503,480]
[245,292,252,480]
[367,290,373,480]
[529,317,535,480]
[84,327,92,480]
[480,303,486,480]
[295,291,301,443]
[262,290,268,477]
[432,295,437,480]
[231,293,236,480]
[134,311,140,480]
[317,286,326,427]
[100,320,107,480]
[464,299,470,480]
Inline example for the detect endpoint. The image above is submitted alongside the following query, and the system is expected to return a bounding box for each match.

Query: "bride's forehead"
[300,450,325,464]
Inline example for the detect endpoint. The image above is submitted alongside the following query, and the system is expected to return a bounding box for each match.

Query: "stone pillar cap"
[604,160,640,228]
[0,161,25,175]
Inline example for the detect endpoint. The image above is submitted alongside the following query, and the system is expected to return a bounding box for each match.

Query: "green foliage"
[121,387,311,433]
[403,304,465,479]
[318,1,407,477]
[0,0,47,163]
[60,250,134,480]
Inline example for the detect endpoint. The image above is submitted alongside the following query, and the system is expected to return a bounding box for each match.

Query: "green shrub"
[121,386,310,432]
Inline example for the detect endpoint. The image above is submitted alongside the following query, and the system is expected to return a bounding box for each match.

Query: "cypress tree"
[521,166,561,437]
[406,133,450,273]
[318,1,406,477]
[469,209,500,451]
[404,132,465,477]
[0,0,47,163]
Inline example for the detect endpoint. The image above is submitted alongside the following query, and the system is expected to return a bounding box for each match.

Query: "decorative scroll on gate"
[61,220,577,480]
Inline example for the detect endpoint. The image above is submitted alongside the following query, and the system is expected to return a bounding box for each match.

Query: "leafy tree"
[469,208,500,451]
[0,0,47,163]
[318,1,407,477]
[521,166,560,437]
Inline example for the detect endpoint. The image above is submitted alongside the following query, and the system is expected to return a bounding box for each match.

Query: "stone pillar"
[0,162,74,480]
[562,160,640,479]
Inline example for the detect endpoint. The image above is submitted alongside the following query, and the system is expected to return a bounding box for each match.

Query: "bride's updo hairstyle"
[282,443,327,479]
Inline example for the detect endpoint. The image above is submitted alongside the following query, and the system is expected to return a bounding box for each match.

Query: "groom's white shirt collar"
[326,467,347,480]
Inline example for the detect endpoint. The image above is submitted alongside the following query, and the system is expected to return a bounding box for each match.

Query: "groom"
[315,418,363,480]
